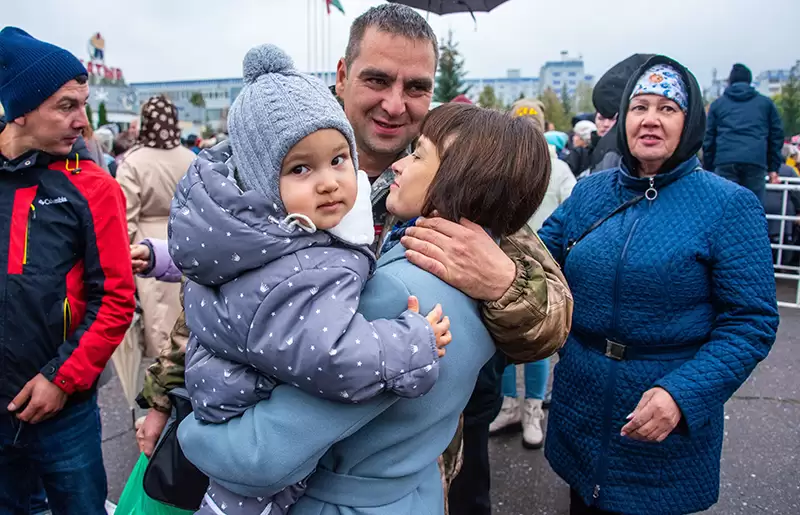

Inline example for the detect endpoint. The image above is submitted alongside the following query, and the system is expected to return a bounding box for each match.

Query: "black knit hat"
[729,64,752,85]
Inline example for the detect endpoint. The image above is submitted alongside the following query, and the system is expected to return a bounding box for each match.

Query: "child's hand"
[407,296,452,358]
[131,244,151,274]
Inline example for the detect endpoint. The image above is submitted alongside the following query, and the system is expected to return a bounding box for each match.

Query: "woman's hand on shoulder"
[407,296,452,358]
[620,387,682,443]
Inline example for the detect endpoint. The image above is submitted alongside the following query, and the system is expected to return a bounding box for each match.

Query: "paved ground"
[99,282,800,514]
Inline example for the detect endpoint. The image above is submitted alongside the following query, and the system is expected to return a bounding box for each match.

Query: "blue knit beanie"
[0,27,88,120]
[544,131,569,152]
[227,44,358,214]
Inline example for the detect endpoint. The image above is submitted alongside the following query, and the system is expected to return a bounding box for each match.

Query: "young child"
[169,44,451,515]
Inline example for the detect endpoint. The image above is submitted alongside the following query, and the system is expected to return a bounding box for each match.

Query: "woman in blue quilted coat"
[539,55,779,515]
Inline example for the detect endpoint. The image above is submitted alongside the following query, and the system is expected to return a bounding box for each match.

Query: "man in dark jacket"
[704,63,784,203]
[0,27,135,514]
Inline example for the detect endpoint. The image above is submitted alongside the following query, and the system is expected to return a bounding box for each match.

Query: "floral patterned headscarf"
[139,95,181,149]
[629,64,688,113]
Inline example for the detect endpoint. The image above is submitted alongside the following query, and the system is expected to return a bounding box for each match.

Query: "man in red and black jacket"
[0,27,135,514]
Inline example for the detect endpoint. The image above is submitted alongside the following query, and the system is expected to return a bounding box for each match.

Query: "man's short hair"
[74,74,89,85]
[344,4,439,70]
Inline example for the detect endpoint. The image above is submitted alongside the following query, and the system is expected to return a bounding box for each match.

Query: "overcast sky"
[5,0,797,88]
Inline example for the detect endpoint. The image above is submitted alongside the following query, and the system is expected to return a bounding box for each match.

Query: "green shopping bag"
[115,453,195,515]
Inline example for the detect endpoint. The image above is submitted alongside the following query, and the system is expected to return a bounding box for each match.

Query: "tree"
[434,30,470,103]
[776,72,800,136]
[478,85,503,110]
[560,84,573,121]
[85,104,94,128]
[190,92,206,108]
[539,88,570,132]
[575,82,595,114]
[97,102,108,127]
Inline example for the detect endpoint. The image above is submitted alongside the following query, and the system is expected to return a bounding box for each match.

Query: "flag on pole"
[326,0,345,15]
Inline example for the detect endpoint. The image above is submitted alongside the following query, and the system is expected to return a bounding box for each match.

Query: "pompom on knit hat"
[0,27,88,121]
[227,44,358,213]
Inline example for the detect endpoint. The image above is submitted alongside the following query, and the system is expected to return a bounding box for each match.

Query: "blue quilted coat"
[539,55,779,515]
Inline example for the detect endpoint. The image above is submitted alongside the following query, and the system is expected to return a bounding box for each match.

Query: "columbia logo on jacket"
[38,196,68,206]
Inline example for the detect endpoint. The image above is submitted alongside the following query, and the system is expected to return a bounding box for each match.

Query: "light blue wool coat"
[178,241,497,515]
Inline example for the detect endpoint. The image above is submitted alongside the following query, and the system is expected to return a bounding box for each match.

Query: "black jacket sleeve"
[703,102,718,171]
[767,100,785,173]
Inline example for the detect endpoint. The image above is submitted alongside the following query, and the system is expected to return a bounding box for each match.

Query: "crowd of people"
[0,3,790,515]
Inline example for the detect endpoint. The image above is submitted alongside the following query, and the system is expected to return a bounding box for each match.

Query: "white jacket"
[527,145,576,232]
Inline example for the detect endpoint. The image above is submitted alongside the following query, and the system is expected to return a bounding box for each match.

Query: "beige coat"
[117,146,196,357]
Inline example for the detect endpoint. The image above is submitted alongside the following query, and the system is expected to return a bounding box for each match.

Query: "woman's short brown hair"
[420,103,551,237]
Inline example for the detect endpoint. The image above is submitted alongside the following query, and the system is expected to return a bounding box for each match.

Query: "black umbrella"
[388,0,510,19]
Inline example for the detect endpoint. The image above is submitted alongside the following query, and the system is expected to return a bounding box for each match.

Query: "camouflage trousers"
[438,414,465,515]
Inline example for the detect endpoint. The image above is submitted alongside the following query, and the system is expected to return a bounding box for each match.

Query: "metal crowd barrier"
[766,176,800,308]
